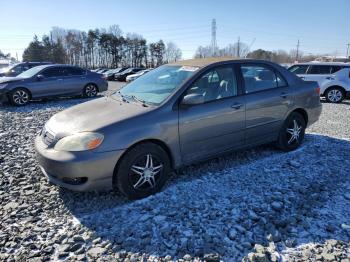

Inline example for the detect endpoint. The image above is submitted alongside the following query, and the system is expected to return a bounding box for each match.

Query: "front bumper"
[35,135,125,191]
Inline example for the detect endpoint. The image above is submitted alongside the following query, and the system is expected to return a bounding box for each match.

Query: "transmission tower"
[211,19,217,57]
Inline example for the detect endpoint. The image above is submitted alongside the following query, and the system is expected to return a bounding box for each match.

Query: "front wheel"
[114,143,171,199]
[277,112,306,151]
[325,87,344,103]
[83,84,98,98]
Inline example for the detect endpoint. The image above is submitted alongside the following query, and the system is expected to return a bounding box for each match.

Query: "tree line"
[194,42,318,64]
[22,25,182,69]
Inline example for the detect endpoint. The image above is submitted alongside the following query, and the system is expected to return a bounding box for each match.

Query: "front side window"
[41,67,64,78]
[308,65,332,74]
[241,65,285,93]
[288,65,309,74]
[185,66,238,103]
[116,65,198,105]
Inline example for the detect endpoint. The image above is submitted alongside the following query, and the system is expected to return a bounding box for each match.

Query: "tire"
[325,87,344,103]
[277,112,306,152]
[83,84,98,98]
[10,88,30,106]
[114,143,171,199]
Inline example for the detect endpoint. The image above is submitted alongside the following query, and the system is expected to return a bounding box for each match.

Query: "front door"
[29,67,65,97]
[178,65,245,163]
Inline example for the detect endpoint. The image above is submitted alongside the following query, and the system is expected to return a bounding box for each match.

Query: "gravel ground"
[0,91,349,261]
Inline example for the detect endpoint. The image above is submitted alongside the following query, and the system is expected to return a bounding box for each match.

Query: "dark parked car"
[114,68,143,81]
[35,58,322,199]
[0,62,52,77]
[103,67,128,81]
[0,64,108,106]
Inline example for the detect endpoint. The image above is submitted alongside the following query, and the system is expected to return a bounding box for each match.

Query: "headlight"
[54,132,104,152]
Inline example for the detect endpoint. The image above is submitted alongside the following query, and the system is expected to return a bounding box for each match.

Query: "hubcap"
[13,90,29,105]
[85,85,97,97]
[130,154,163,190]
[286,119,302,144]
[327,89,342,102]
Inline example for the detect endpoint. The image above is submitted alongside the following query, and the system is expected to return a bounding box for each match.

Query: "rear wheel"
[10,88,30,106]
[277,112,306,151]
[83,84,98,98]
[114,143,171,199]
[325,87,344,103]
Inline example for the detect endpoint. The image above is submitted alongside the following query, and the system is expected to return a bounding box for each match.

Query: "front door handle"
[231,103,243,109]
[280,92,289,98]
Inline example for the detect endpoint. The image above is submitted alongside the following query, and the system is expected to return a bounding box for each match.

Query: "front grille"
[41,126,56,146]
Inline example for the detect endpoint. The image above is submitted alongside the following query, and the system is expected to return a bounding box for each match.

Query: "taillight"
[315,87,320,95]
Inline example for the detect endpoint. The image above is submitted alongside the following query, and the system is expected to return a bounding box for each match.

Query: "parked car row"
[0,61,52,77]
[288,62,350,103]
[90,67,153,82]
[0,64,108,106]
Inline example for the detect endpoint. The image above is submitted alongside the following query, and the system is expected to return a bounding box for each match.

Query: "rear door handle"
[280,92,289,98]
[231,103,243,109]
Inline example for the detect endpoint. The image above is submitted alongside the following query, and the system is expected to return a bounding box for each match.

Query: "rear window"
[288,65,308,74]
[330,66,342,73]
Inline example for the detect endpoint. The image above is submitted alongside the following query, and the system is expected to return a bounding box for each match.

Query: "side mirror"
[36,74,44,81]
[181,93,204,106]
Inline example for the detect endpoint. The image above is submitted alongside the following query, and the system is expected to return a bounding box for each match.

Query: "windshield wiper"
[131,95,149,107]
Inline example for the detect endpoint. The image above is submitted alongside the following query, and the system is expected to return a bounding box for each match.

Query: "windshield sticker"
[179,66,199,72]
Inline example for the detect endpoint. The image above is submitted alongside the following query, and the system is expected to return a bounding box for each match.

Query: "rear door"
[240,63,291,145]
[62,67,87,95]
[178,64,245,163]
[303,65,332,86]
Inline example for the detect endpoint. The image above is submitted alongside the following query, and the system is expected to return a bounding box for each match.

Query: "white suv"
[288,62,350,103]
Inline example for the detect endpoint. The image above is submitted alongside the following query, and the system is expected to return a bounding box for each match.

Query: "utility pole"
[347,44,350,57]
[237,37,240,57]
[211,19,217,57]
[296,39,300,62]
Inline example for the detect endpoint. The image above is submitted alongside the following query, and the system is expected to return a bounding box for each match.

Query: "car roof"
[293,62,349,66]
[168,57,281,68]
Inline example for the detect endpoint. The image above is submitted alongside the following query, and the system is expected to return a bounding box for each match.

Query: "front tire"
[114,143,171,199]
[10,88,30,106]
[83,84,98,98]
[277,112,306,151]
[325,87,344,103]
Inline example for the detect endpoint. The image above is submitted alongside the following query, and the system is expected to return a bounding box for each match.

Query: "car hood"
[0,76,26,84]
[46,96,150,136]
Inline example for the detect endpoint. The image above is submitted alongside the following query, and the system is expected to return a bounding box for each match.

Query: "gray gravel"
[0,94,349,261]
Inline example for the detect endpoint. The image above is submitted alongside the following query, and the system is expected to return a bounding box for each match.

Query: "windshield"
[17,65,46,78]
[115,65,199,105]
[0,65,15,73]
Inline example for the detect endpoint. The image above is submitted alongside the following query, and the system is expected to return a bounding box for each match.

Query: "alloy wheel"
[286,119,302,144]
[85,85,97,97]
[327,89,343,103]
[129,154,163,190]
[12,90,29,105]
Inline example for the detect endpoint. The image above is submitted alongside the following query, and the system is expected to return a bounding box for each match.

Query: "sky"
[0,0,349,60]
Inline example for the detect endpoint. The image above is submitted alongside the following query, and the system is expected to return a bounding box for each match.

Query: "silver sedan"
[35,58,322,199]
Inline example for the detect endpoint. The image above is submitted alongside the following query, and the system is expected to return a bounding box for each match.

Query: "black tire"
[114,143,171,199]
[324,87,344,103]
[277,112,306,152]
[10,88,30,106]
[83,84,98,98]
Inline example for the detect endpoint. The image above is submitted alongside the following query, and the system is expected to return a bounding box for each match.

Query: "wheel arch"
[84,82,99,92]
[10,86,32,98]
[112,139,175,185]
[290,108,308,126]
[323,85,346,96]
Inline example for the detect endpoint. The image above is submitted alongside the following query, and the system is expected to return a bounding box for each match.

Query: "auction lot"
[0,83,349,261]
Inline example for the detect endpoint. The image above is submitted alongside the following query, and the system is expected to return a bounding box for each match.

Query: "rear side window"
[64,67,85,76]
[288,65,308,74]
[330,66,342,73]
[241,65,286,94]
[308,65,332,74]
[41,67,64,78]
